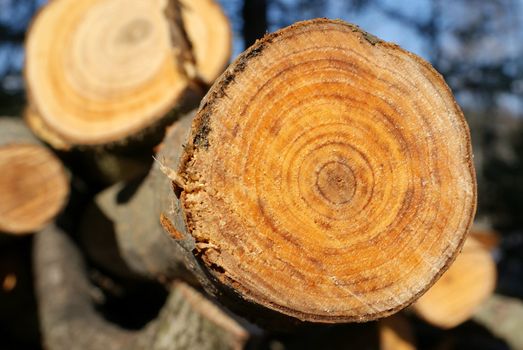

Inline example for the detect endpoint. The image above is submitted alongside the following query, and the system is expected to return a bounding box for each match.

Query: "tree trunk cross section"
[158,19,477,323]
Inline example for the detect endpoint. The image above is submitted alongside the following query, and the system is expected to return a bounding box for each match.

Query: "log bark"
[34,223,253,350]
[473,294,523,350]
[79,112,197,282]
[0,117,69,234]
[24,0,230,149]
[80,111,297,329]
[156,19,477,323]
[412,236,496,329]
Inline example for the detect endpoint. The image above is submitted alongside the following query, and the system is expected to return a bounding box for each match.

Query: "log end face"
[0,144,69,234]
[179,19,476,323]
[413,237,496,328]
[24,0,192,146]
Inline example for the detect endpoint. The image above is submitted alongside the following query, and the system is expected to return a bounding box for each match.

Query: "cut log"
[24,0,230,148]
[413,236,496,328]
[180,0,232,84]
[34,223,254,350]
[79,20,476,324]
[379,314,416,350]
[0,117,69,234]
[156,19,477,323]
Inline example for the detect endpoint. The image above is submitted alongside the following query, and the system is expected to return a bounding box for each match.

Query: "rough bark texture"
[473,294,523,350]
[158,19,477,323]
[34,223,252,350]
[80,111,197,282]
[0,117,69,234]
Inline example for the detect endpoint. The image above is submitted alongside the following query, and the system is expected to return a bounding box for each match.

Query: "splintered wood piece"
[25,0,194,146]
[413,237,496,328]
[164,19,476,323]
[180,0,232,84]
[0,118,68,234]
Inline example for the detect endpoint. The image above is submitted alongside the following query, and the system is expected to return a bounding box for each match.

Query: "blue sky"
[218,0,432,59]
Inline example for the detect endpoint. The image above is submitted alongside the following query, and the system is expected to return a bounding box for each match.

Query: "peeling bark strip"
[24,0,230,148]
[159,19,476,323]
[34,223,251,350]
[0,117,69,234]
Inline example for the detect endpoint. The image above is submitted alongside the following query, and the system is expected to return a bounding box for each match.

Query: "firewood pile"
[1,0,520,349]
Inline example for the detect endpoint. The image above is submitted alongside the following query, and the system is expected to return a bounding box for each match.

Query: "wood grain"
[180,0,232,84]
[413,236,496,328]
[0,118,68,234]
[24,0,230,147]
[169,19,477,323]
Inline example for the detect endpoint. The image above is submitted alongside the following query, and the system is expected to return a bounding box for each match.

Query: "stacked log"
[75,18,477,327]
[24,0,231,150]
[153,18,476,323]
[413,235,497,329]
[0,117,69,234]
[34,223,253,350]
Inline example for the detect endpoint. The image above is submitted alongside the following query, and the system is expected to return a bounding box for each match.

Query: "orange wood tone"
[180,0,232,84]
[413,236,496,328]
[0,144,68,234]
[379,314,416,350]
[174,19,477,322]
[25,0,230,147]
